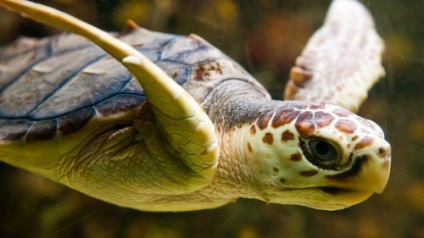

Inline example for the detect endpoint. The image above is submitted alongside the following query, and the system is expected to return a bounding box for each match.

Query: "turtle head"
[242,102,391,210]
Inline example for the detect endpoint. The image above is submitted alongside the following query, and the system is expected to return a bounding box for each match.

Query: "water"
[0,0,423,237]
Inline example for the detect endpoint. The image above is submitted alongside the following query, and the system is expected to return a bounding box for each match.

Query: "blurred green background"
[0,0,423,237]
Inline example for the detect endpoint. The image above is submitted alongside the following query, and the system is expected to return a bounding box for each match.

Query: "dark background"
[0,0,423,237]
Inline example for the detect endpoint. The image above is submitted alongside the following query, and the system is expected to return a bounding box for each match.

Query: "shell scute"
[26,120,57,142]
[27,57,131,119]
[0,120,31,142]
[94,94,145,117]
[0,46,106,118]
[154,61,190,85]
[0,38,51,89]
[119,28,175,50]
[161,35,223,65]
[0,27,258,142]
[57,107,96,136]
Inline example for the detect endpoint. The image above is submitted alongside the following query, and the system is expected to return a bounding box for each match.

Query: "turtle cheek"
[261,147,326,190]
[246,139,303,189]
[249,149,293,187]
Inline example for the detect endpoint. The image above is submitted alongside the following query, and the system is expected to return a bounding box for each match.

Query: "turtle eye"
[307,139,340,167]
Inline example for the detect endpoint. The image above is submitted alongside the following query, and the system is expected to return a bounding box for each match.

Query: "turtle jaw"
[312,187,374,210]
[262,143,391,211]
[265,187,375,211]
[269,143,390,210]
[258,183,383,211]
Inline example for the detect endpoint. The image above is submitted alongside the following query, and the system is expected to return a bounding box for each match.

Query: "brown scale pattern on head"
[249,124,256,135]
[356,117,376,130]
[266,104,341,141]
[256,104,340,139]
[290,152,302,161]
[335,119,357,134]
[273,105,366,141]
[314,111,335,128]
[295,111,315,137]
[272,108,301,128]
[309,104,326,110]
[354,136,375,150]
[281,130,295,142]
[262,132,274,145]
[293,103,309,110]
[256,111,273,130]
[260,105,380,165]
[333,108,351,117]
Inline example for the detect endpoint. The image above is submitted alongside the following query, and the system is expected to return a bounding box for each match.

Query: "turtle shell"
[0,27,268,142]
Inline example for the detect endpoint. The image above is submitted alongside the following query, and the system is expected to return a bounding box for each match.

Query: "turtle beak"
[312,139,391,210]
[357,141,391,194]
[326,138,391,195]
[260,137,391,211]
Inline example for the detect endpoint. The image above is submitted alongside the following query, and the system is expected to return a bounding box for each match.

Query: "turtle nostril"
[378,146,391,159]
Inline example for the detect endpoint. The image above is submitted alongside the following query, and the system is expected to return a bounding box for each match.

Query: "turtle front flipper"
[284,0,385,112]
[0,0,218,195]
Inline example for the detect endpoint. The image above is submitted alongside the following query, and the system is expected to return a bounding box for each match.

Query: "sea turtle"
[0,0,390,212]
